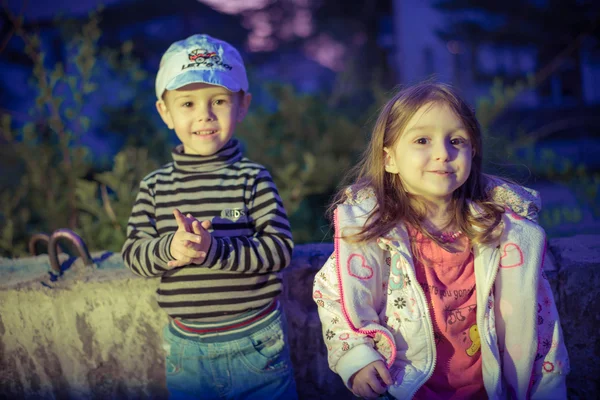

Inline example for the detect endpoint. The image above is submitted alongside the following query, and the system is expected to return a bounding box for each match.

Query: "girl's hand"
[168,209,212,269]
[350,360,393,399]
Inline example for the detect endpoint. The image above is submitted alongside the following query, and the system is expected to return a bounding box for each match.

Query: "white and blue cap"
[155,34,248,99]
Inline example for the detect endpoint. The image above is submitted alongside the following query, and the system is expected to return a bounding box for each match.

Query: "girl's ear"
[383,148,399,174]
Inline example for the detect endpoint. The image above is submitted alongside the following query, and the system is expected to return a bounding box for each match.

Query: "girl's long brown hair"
[330,82,504,246]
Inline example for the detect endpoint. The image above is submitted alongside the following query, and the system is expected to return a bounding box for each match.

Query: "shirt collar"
[171,139,243,172]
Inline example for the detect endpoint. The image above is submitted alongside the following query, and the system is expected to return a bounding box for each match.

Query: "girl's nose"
[434,142,451,161]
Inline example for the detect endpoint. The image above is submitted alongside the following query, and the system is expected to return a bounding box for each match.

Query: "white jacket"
[313,186,569,399]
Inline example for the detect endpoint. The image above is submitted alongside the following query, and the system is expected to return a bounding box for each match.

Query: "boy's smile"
[156,82,251,156]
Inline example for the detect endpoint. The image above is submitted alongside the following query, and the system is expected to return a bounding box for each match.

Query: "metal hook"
[28,234,68,257]
[28,233,51,256]
[48,229,93,274]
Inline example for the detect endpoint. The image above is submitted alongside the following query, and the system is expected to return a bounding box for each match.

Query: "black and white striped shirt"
[121,139,294,321]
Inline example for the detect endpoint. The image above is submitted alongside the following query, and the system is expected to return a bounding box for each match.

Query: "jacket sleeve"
[313,243,388,388]
[199,169,294,273]
[121,179,175,277]
[484,174,541,222]
[529,259,570,399]
[494,217,569,400]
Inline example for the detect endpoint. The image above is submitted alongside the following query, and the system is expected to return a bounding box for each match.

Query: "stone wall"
[1,236,598,399]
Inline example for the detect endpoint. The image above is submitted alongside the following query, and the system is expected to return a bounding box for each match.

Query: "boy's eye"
[182,102,193,108]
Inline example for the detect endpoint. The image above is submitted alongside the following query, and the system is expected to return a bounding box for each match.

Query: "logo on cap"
[189,49,218,62]
[182,48,233,72]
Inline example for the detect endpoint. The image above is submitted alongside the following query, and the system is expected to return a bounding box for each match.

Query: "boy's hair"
[331,81,504,247]
[155,34,248,100]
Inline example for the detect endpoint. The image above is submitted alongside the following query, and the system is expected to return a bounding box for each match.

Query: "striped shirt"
[121,139,294,321]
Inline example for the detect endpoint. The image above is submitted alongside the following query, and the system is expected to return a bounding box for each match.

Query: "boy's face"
[156,82,251,156]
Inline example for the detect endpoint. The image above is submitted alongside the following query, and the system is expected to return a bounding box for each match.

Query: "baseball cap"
[155,34,248,99]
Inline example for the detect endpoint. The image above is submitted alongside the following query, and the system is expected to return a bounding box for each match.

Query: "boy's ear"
[156,99,174,129]
[236,92,252,122]
[383,148,398,174]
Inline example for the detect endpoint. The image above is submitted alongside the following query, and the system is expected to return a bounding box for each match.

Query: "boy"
[121,34,298,400]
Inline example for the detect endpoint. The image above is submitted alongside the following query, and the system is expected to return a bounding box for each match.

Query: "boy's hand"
[168,209,212,269]
[349,360,393,399]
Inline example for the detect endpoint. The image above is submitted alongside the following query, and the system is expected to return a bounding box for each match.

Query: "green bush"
[0,9,166,257]
[2,11,597,259]
[476,78,600,233]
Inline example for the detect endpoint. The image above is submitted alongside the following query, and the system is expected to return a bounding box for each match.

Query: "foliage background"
[0,1,598,258]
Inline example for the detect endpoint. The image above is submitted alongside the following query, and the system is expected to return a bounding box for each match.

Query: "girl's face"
[384,102,473,207]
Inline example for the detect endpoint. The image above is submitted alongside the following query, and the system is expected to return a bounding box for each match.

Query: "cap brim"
[165,70,244,93]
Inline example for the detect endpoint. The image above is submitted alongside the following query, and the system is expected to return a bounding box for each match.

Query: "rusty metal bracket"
[28,233,51,256]
[47,229,93,274]
[29,229,94,275]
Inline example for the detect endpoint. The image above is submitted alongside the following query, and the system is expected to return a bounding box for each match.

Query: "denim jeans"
[162,311,298,400]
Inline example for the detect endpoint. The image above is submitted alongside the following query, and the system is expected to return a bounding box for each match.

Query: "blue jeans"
[162,312,298,400]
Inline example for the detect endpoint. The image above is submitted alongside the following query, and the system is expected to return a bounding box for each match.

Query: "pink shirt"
[409,228,487,400]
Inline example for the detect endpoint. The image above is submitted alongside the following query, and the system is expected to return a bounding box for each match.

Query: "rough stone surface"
[0,253,169,400]
[0,237,598,399]
[547,235,600,399]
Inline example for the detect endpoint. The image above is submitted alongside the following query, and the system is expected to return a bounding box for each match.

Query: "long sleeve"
[121,178,174,277]
[200,169,294,273]
[529,258,569,399]
[313,200,398,388]
[313,252,384,387]
[494,213,569,400]
[121,142,293,320]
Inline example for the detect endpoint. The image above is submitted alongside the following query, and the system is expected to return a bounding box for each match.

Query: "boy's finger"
[177,246,204,259]
[192,220,206,235]
[170,248,189,261]
[180,213,195,232]
[179,232,201,244]
[173,209,187,231]
[186,213,199,229]
[200,220,212,230]
[184,239,202,248]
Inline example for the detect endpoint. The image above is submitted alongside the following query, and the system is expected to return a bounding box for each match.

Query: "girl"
[313,82,568,399]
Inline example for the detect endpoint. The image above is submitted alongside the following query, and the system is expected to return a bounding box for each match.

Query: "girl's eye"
[182,102,193,108]
[450,137,467,145]
[214,99,227,105]
[415,138,429,145]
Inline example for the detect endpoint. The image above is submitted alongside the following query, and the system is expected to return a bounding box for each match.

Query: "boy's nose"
[196,106,215,121]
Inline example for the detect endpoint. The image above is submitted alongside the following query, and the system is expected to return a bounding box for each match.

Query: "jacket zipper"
[389,243,437,400]
[477,245,501,398]
[395,241,497,399]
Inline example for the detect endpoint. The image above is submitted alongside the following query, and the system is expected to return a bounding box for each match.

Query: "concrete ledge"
[1,237,598,399]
